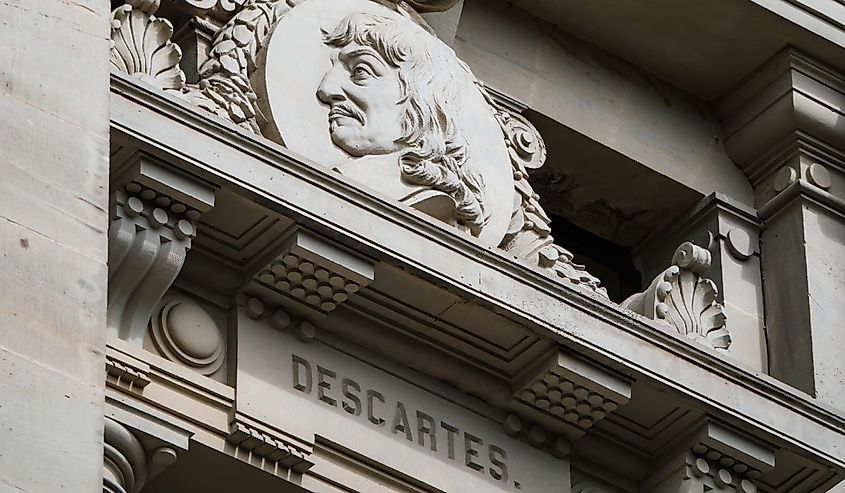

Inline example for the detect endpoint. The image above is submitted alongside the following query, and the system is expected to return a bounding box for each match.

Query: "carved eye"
[351,64,375,81]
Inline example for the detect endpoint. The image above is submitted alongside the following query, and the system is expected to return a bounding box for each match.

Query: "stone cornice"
[749,0,845,49]
[758,177,845,220]
[718,48,845,182]
[110,71,845,471]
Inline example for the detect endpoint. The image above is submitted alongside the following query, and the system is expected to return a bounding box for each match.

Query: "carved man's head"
[316,12,487,235]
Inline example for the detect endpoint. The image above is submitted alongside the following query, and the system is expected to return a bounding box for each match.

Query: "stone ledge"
[110,71,845,472]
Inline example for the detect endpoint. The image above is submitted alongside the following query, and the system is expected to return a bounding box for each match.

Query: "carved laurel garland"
[179,0,298,131]
[110,0,187,91]
[623,242,730,349]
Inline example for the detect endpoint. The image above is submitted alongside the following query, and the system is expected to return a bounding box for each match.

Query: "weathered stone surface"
[0,0,110,491]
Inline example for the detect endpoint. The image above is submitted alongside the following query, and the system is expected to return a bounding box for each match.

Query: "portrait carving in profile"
[256,0,514,243]
[244,0,606,294]
[316,12,487,235]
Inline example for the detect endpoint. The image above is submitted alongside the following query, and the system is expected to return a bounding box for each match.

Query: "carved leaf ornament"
[623,242,730,350]
[110,1,186,90]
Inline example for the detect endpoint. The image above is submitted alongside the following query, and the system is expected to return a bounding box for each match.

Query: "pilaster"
[0,0,111,491]
[718,49,845,409]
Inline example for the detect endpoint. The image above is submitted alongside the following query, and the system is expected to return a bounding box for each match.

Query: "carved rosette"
[110,2,187,90]
[623,242,730,350]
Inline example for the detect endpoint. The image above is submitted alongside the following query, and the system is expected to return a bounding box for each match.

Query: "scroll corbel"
[107,152,216,345]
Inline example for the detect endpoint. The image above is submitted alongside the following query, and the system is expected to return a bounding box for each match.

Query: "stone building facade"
[2,0,845,492]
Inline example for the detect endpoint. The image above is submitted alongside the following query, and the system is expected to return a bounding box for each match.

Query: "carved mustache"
[328,103,365,125]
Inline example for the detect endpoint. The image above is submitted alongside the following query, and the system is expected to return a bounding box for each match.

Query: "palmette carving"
[110,3,187,90]
[623,242,730,349]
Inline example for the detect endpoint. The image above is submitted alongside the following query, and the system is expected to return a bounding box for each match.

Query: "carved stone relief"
[257,0,513,243]
[108,0,608,295]
[623,242,730,350]
[110,1,187,90]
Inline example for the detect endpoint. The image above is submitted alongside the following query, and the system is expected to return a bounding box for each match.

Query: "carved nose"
[316,68,345,104]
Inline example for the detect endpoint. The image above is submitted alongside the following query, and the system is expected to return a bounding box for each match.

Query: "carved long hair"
[323,12,487,236]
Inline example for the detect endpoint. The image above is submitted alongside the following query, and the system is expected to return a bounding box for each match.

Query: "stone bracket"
[108,151,216,345]
[513,350,632,438]
[243,228,375,317]
[107,346,153,394]
[227,413,314,473]
[645,420,776,493]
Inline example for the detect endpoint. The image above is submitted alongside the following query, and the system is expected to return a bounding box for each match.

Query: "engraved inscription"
[292,354,510,483]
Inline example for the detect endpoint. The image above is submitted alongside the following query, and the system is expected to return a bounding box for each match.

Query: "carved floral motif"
[488,100,605,295]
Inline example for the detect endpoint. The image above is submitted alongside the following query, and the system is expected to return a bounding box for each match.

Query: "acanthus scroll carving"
[487,97,605,295]
[623,242,730,350]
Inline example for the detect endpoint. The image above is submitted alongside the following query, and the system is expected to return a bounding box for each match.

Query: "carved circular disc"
[256,0,514,244]
[151,299,225,375]
[166,302,220,360]
[807,162,831,189]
